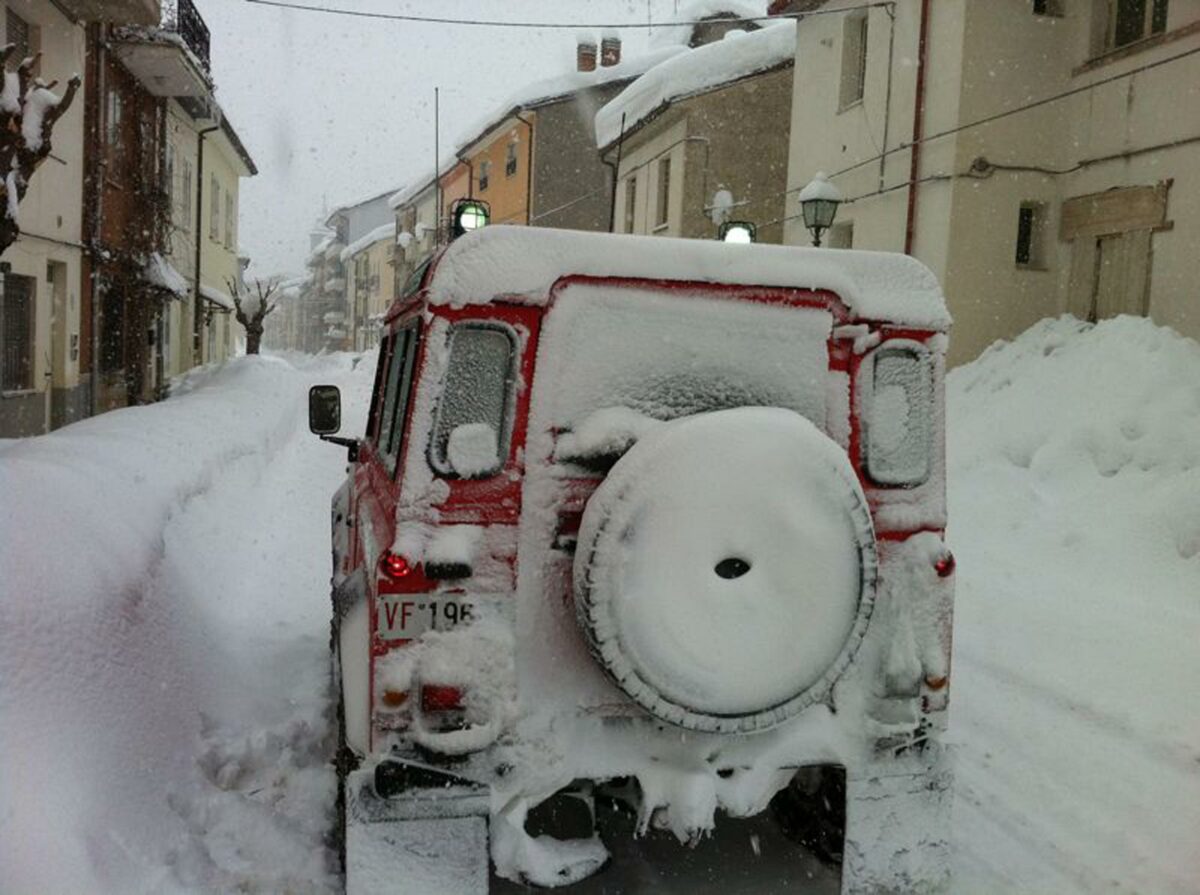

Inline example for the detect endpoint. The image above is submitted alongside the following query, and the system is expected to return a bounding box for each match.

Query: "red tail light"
[420,684,464,713]
[934,552,955,578]
[380,551,413,579]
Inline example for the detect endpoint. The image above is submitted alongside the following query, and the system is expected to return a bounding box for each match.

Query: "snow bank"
[0,352,369,893]
[596,20,794,148]
[947,316,1200,893]
[427,225,950,329]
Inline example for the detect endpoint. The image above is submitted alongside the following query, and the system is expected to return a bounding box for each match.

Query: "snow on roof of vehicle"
[339,221,397,263]
[425,226,950,329]
[595,20,795,150]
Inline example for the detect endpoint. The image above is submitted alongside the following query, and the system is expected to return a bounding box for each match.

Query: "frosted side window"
[431,325,515,476]
[867,347,932,486]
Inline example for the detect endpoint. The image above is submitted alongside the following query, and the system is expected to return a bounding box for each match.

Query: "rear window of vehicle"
[429,323,517,476]
[537,283,831,433]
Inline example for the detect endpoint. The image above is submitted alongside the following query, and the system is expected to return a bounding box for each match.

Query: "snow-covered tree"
[229,278,280,355]
[0,47,81,255]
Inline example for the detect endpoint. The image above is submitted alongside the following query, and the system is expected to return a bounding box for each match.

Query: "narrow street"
[3,316,1199,894]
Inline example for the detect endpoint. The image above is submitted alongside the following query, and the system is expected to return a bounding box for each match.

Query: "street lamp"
[718,221,757,243]
[798,172,842,247]
[451,198,490,239]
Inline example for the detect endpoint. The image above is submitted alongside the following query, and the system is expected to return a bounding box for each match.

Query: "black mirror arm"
[320,435,360,462]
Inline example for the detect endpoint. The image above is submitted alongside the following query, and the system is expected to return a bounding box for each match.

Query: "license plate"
[377,596,475,640]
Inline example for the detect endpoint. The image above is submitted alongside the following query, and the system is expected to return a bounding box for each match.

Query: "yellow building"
[162,103,257,377]
[341,222,396,350]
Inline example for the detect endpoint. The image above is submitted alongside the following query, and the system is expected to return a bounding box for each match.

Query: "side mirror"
[309,385,342,435]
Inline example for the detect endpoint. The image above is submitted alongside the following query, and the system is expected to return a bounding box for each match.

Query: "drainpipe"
[516,111,534,225]
[904,0,930,256]
[601,113,628,232]
[89,25,107,416]
[193,120,220,365]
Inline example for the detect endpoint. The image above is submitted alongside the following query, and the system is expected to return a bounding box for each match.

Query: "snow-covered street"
[2,317,1198,893]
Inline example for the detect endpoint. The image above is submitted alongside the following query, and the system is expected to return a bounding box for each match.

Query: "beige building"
[161,101,256,377]
[341,221,395,350]
[1,2,88,434]
[777,0,1200,365]
[597,21,796,243]
[391,179,439,297]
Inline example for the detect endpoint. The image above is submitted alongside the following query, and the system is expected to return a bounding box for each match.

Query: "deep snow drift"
[2,316,1197,893]
[946,316,1200,893]
[0,353,372,893]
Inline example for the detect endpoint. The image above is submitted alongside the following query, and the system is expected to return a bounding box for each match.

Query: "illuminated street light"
[718,221,757,243]
[451,199,490,238]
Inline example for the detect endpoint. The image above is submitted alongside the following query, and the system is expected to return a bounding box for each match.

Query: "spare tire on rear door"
[573,407,878,734]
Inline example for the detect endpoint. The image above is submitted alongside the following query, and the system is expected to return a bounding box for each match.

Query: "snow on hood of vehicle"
[595,19,794,149]
[947,315,1200,893]
[427,225,950,329]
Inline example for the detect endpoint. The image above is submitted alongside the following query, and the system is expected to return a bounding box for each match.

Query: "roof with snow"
[646,0,769,50]
[144,253,189,299]
[422,226,950,329]
[387,46,690,211]
[199,283,235,311]
[596,20,796,150]
[340,222,397,262]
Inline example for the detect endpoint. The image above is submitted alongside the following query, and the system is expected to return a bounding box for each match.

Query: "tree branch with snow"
[229,278,280,355]
[0,47,81,255]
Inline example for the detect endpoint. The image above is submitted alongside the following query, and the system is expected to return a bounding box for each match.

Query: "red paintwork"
[341,249,948,752]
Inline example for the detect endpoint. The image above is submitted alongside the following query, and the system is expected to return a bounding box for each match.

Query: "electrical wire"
[789,41,1200,195]
[242,0,895,29]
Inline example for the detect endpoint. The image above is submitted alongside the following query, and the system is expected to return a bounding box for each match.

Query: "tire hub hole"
[714,557,751,579]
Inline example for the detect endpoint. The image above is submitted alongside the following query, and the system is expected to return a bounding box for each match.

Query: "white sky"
[195,0,707,277]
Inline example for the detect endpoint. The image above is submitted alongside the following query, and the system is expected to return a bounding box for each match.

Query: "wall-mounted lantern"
[798,172,842,247]
[451,199,490,239]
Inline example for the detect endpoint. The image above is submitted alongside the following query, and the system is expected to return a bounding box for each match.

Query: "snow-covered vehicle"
[309,225,956,894]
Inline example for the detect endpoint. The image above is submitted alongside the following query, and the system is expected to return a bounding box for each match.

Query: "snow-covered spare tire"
[573,407,878,733]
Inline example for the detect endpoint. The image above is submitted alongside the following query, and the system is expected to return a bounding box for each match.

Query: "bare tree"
[0,48,81,255]
[229,278,280,355]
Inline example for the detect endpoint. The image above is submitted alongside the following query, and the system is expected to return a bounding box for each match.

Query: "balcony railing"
[161,0,210,72]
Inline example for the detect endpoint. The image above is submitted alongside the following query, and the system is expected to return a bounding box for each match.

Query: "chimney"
[600,34,621,67]
[577,37,598,72]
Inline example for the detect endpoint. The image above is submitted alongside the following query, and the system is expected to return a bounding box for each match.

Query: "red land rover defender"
[309,225,955,894]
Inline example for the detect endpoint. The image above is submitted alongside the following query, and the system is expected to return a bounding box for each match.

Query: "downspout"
[516,111,534,225]
[193,121,220,365]
[904,0,930,256]
[880,3,896,193]
[601,112,628,233]
[89,24,107,415]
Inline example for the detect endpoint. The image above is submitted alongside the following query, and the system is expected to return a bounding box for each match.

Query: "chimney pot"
[600,35,621,67]
[577,38,598,72]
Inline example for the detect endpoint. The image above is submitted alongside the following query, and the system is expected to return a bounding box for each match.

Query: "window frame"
[839,11,869,111]
[0,273,36,393]
[209,175,220,241]
[427,321,518,480]
[478,159,491,192]
[1106,0,1169,51]
[373,319,422,478]
[505,140,519,177]
[1015,201,1048,269]
[863,342,934,488]
[654,156,671,231]
[224,191,234,248]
